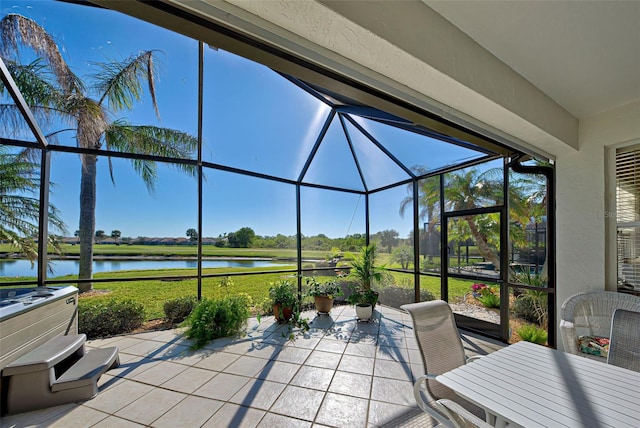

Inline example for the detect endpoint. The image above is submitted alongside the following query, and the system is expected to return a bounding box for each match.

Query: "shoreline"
[49,255,279,262]
[0,254,301,262]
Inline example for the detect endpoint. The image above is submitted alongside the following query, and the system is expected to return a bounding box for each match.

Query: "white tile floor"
[0,305,504,428]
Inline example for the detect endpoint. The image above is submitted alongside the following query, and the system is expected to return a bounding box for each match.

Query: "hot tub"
[0,286,78,371]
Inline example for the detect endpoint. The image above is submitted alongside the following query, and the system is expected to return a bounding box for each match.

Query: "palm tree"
[400,166,441,264]
[1,14,197,291]
[377,229,399,253]
[349,243,384,291]
[400,165,506,269]
[95,230,106,243]
[400,163,547,271]
[400,166,440,227]
[110,230,121,245]
[507,166,549,281]
[0,146,66,265]
[443,167,503,268]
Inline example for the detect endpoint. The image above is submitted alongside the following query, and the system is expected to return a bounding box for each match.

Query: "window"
[616,146,640,289]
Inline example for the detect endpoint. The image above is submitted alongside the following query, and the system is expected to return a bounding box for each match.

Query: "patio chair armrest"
[436,399,494,428]
[466,355,484,363]
[559,319,578,354]
[414,375,454,427]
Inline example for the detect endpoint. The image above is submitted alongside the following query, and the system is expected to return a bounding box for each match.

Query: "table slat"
[437,342,640,428]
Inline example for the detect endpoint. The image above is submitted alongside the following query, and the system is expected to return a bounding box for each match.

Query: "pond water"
[0,258,293,278]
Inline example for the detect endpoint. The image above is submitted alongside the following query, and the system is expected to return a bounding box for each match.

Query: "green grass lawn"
[0,243,336,260]
[66,265,477,321]
[73,266,294,320]
[1,244,480,321]
[381,270,475,302]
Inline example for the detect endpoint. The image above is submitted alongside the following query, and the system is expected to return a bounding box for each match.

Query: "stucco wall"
[555,101,640,349]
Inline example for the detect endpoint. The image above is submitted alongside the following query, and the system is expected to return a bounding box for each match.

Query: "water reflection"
[0,259,291,278]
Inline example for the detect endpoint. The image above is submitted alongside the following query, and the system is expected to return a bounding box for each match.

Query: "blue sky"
[2,0,491,240]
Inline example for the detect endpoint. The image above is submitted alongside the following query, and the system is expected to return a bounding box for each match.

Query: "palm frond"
[0,150,39,191]
[106,122,197,159]
[1,59,62,105]
[93,50,161,119]
[0,228,37,263]
[131,157,158,193]
[0,148,67,259]
[0,14,83,93]
[47,203,68,235]
[1,58,78,142]
[107,155,116,187]
[1,103,50,139]
[103,121,197,192]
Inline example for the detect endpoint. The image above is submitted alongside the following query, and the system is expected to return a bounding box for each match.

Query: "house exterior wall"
[556,101,639,324]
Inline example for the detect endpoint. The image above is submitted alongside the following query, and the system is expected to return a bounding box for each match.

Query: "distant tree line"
[213,228,407,253]
[212,228,369,251]
[66,227,379,253]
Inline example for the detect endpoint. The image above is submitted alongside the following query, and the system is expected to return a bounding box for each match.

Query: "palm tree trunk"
[427,208,437,262]
[78,154,96,292]
[465,216,501,269]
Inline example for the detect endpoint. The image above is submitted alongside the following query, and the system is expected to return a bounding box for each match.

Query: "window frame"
[606,143,640,292]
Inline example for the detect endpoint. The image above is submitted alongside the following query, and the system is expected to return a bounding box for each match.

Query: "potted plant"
[306,276,343,314]
[346,288,378,321]
[348,243,383,311]
[269,279,297,322]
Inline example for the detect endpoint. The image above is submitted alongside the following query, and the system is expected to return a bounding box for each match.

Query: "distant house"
[173,237,189,245]
[109,236,220,246]
[61,237,80,245]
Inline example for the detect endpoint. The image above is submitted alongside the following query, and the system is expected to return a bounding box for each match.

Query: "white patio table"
[436,341,640,428]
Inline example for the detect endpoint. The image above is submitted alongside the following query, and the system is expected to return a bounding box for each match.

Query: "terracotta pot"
[314,295,334,314]
[355,303,373,321]
[273,304,293,322]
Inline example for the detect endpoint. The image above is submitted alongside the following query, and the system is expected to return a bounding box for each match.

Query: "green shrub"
[512,290,548,325]
[516,323,548,345]
[79,299,145,339]
[471,283,500,308]
[476,293,500,308]
[376,286,435,309]
[512,294,538,323]
[185,295,250,349]
[510,271,547,287]
[163,296,197,324]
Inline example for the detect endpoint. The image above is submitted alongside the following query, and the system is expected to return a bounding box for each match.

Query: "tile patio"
[0,305,504,427]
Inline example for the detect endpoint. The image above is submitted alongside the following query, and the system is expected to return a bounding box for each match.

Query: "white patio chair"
[402,300,487,427]
[607,308,640,372]
[436,399,494,428]
[560,291,640,359]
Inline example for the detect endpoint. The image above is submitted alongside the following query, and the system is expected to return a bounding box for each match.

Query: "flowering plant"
[472,283,488,294]
[470,283,500,308]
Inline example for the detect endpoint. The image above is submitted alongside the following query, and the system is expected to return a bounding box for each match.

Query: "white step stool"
[1,334,119,415]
